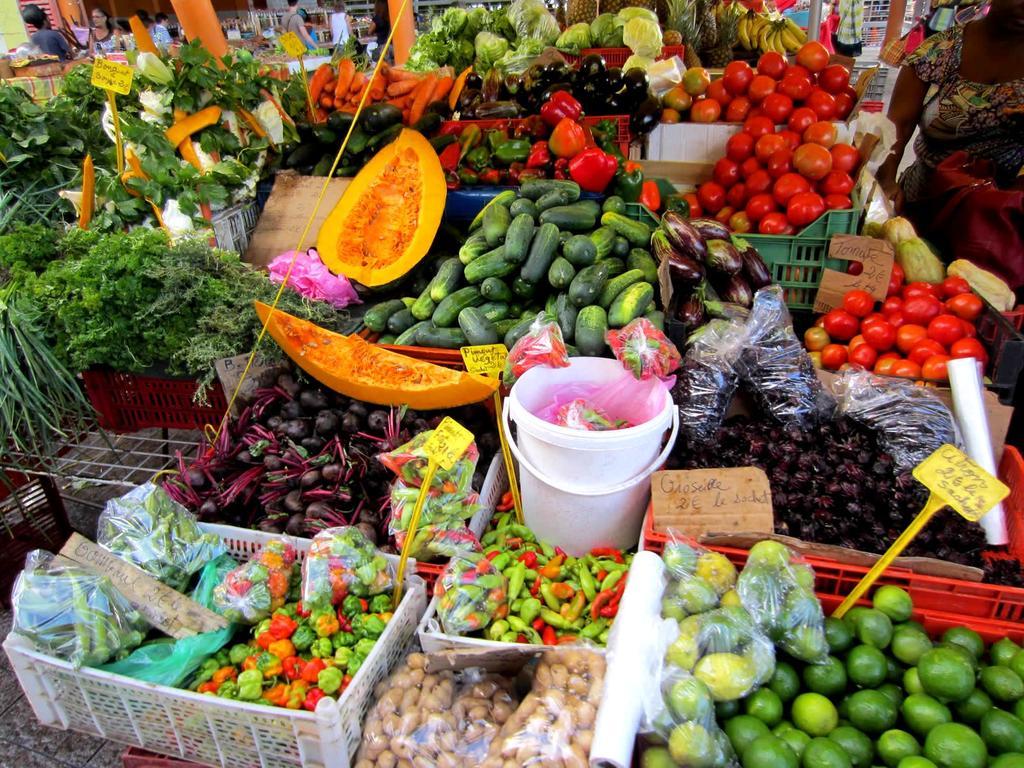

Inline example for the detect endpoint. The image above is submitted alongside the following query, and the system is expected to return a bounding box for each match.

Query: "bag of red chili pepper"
[606,317,682,381]
[502,316,569,387]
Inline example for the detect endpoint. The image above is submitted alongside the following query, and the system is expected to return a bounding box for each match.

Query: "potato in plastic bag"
[435,552,509,635]
[301,526,394,610]
[212,537,296,623]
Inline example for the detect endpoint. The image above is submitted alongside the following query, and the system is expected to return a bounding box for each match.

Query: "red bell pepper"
[526,140,551,169]
[438,142,460,173]
[569,148,618,193]
[301,658,327,684]
[540,91,583,128]
[548,118,587,159]
[640,180,661,212]
[553,158,570,180]
[542,625,557,646]
[303,687,327,712]
[478,168,502,185]
[268,613,298,640]
[283,656,304,681]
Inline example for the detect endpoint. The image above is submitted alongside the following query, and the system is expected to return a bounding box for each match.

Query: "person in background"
[330,1,353,47]
[282,0,318,50]
[834,0,864,55]
[89,6,118,52]
[151,13,173,45]
[21,4,72,60]
[369,0,390,56]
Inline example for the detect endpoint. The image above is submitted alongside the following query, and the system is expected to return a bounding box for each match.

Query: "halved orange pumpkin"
[254,302,497,409]
[316,128,446,287]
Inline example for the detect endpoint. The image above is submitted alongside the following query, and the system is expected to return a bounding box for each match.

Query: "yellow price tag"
[912,444,1009,522]
[423,417,474,471]
[460,344,508,377]
[91,58,133,96]
[279,31,307,58]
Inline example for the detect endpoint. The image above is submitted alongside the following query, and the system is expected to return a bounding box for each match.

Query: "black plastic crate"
[977,299,1024,405]
[1,473,71,607]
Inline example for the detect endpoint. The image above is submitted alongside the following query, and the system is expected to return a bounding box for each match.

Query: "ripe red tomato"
[882,296,903,316]
[725,96,752,122]
[890,359,922,379]
[696,181,727,214]
[691,98,723,123]
[862,320,896,351]
[743,115,775,138]
[741,156,763,178]
[818,64,851,94]
[908,338,947,366]
[902,295,943,325]
[745,193,777,222]
[849,343,878,369]
[726,132,755,162]
[747,75,778,104]
[832,91,855,120]
[803,121,838,148]
[706,79,732,106]
[921,354,950,382]
[746,169,773,195]
[777,129,802,151]
[823,193,852,210]
[713,157,742,188]
[714,206,735,225]
[896,324,928,353]
[842,289,875,318]
[729,210,752,233]
[761,92,794,124]
[961,318,977,338]
[821,308,859,341]
[849,333,867,349]
[766,149,793,178]
[779,74,814,102]
[683,193,702,218]
[902,282,942,300]
[787,192,826,227]
[727,182,748,209]
[793,143,833,180]
[861,312,888,328]
[941,276,971,298]
[819,171,854,196]
[950,337,989,366]
[757,51,788,79]
[723,61,755,95]
[848,261,864,276]
[787,64,812,80]
[821,343,849,370]
[772,172,811,206]
[887,311,906,328]
[874,355,900,375]
[755,133,788,162]
[796,41,830,73]
[927,314,966,346]
[830,143,860,173]
[788,107,818,134]
[946,293,983,321]
[806,89,837,120]
[887,263,905,297]
[758,211,789,234]
[748,107,766,121]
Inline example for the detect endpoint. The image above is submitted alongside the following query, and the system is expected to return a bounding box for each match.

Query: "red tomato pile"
[803,268,990,383]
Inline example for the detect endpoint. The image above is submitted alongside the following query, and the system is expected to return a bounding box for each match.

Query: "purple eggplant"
[688,217,732,241]
[661,212,707,261]
[740,243,772,289]
[705,239,743,275]
[719,274,754,308]
[652,230,706,285]
[675,289,706,327]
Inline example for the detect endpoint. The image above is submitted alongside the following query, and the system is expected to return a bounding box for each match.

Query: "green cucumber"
[535,189,573,212]
[464,246,516,283]
[548,256,576,289]
[627,248,659,284]
[432,286,483,327]
[598,269,646,309]
[562,235,597,268]
[494,318,519,337]
[394,320,429,346]
[504,213,536,264]
[429,258,465,303]
[555,293,578,344]
[512,277,536,298]
[509,197,538,220]
[503,312,539,349]
[377,334,397,345]
[575,306,608,356]
[470,189,516,231]
[599,257,626,277]
[520,222,560,284]
[386,307,416,335]
[478,301,511,322]
[612,235,630,258]
[401,296,416,308]
[417,325,468,349]
[575,199,602,220]
[459,229,490,265]
[601,211,652,247]
[518,179,581,202]
[410,284,437,321]
[458,307,499,345]
[644,309,665,331]
[363,299,406,333]
[483,203,512,247]
[602,195,626,215]
[568,263,611,307]
[480,277,513,302]
[589,226,616,259]
[539,203,598,232]
[608,282,655,327]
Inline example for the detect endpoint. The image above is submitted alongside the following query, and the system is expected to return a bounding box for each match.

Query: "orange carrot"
[79,154,94,229]
[430,75,454,104]
[320,94,334,108]
[349,71,366,94]
[368,72,387,101]
[408,74,437,127]
[386,79,418,97]
[334,59,356,100]
[386,98,407,110]
[387,68,420,81]
[308,63,334,105]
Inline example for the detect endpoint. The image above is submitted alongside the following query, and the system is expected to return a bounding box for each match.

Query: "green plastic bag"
[96,554,237,686]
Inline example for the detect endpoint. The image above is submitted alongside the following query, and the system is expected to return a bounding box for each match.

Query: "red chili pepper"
[303,687,327,712]
[295,602,310,618]
[553,157,569,180]
[485,550,501,561]
[525,140,551,169]
[542,625,558,645]
[359,598,368,611]
[569,147,618,193]
[530,576,542,596]
[590,547,619,558]
[539,90,583,127]
[597,569,608,583]
[337,613,352,632]
[591,588,615,620]
[555,547,567,558]
[301,658,327,685]
[282,656,304,680]
[557,634,578,645]
[548,118,587,159]
[532,617,546,631]
[255,631,274,650]
[600,603,618,618]
[608,575,628,611]
[478,167,502,185]
[516,633,527,643]
[518,551,538,568]
[640,179,662,212]
[197,681,219,694]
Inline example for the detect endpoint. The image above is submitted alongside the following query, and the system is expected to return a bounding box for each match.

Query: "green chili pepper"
[500,631,520,643]
[595,559,628,573]
[481,530,500,547]
[506,616,528,632]
[579,566,597,602]
[523,568,538,581]
[487,620,510,641]
[580,618,608,639]
[523,627,543,644]
[539,608,574,630]
[539,542,555,559]
[491,553,511,571]
[216,681,239,699]
[507,562,526,603]
[519,597,541,625]
[540,583,561,612]
[601,570,624,592]
[599,629,610,645]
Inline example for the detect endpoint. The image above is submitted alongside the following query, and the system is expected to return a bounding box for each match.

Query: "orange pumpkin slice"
[255,302,497,409]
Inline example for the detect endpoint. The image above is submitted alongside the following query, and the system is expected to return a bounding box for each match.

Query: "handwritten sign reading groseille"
[813,235,894,314]
[651,467,774,538]
[424,417,474,471]
[60,533,228,639]
[913,444,1010,522]
[460,344,508,377]
[91,57,133,95]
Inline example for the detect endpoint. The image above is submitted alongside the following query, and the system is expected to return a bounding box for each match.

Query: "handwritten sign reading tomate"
[460,344,508,377]
[423,417,475,471]
[651,467,774,538]
[813,235,895,313]
[913,443,1010,522]
[91,57,133,95]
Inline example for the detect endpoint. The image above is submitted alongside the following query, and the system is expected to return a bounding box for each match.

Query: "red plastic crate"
[122,747,203,767]
[81,368,228,432]
[1,472,71,607]
[860,100,884,113]
[441,114,633,152]
[561,45,686,68]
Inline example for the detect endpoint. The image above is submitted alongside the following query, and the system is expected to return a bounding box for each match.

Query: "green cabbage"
[508,0,560,44]
[136,52,173,86]
[432,7,468,37]
[590,13,625,47]
[496,39,546,75]
[617,6,659,23]
[464,7,489,39]
[623,53,655,72]
[475,31,511,72]
[623,16,662,57]
[555,23,592,54]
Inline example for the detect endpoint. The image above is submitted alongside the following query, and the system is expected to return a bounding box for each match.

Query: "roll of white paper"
[947,357,1006,545]
[590,551,666,768]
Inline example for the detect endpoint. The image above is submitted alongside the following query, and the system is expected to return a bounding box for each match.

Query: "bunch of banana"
[737,11,807,54]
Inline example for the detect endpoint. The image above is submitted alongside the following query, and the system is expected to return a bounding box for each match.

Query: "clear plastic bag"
[212,537,297,623]
[833,368,961,472]
[648,666,738,768]
[671,319,744,444]
[97,483,226,591]
[736,540,829,664]
[482,649,605,768]
[660,534,739,621]
[535,366,668,428]
[606,317,682,380]
[554,398,624,431]
[735,286,835,428]
[503,316,570,387]
[435,552,509,636]
[301,526,394,610]
[12,550,148,667]
[380,430,480,491]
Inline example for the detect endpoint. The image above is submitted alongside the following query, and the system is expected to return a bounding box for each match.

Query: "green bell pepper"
[613,167,643,203]
[237,669,263,701]
[369,595,392,613]
[291,625,316,652]
[317,666,344,695]
[493,139,531,166]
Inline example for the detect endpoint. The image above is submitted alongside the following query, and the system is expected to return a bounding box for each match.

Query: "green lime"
[855,609,895,650]
[917,647,977,703]
[727,715,772,755]
[992,639,1022,668]
[668,677,715,722]
[773,722,794,735]
[641,746,677,768]
[742,735,798,768]
[827,617,856,654]
[878,684,905,709]
[829,726,876,768]
[904,668,924,696]
[941,641,980,671]
[792,692,840,737]
[876,729,921,768]
[847,690,898,734]
[897,758,938,768]
[848,645,889,688]
[873,586,913,623]
[803,737,852,768]
[991,755,1024,768]
[1010,651,1024,682]
[953,688,993,724]
[778,726,811,759]
[923,722,987,768]
[982,709,1024,754]
[669,721,719,768]
[718,699,741,720]
[901,694,952,738]
[747,688,785,727]
[805,656,849,697]
[888,656,904,684]
[892,627,934,667]
[770,662,802,703]
[695,653,757,701]
[982,665,1024,703]
[942,627,985,660]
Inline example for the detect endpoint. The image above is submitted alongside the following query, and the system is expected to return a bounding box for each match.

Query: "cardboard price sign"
[91,57,133,95]
[913,444,1010,522]
[460,344,508,377]
[279,31,307,58]
[651,467,774,538]
[423,417,475,471]
[812,235,894,314]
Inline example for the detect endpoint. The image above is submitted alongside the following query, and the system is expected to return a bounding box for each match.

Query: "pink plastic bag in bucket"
[534,367,669,429]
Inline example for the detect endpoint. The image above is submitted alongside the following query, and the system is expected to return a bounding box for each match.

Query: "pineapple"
[601,0,657,13]
[704,3,738,67]
[566,0,598,25]
[665,0,705,68]
[698,0,719,54]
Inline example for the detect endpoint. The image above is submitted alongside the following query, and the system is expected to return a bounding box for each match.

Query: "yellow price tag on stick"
[833,444,1009,618]
[91,58,133,95]
[279,31,307,58]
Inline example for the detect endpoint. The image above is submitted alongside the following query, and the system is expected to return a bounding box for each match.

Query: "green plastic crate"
[743,202,864,310]
[625,202,659,228]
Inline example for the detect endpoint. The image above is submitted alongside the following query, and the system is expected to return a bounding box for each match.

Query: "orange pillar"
[170,0,228,58]
[387,0,415,66]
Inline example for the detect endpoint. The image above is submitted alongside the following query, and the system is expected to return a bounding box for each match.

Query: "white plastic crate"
[211,202,259,255]
[3,524,426,768]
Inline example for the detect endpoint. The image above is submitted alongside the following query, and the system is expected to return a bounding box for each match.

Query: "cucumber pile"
[364,179,664,356]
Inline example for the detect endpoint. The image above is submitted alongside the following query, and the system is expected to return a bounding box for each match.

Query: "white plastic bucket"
[502,357,679,555]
